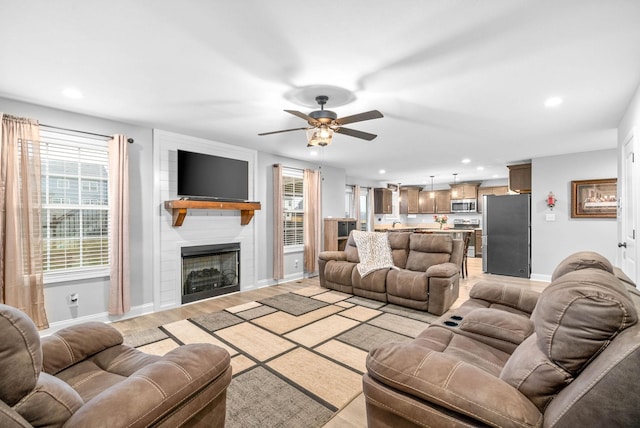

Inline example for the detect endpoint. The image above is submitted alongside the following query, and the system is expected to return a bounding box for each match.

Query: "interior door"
[620,130,637,284]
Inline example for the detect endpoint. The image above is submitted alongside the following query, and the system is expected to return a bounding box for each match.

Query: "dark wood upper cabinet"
[374,187,393,214]
[508,163,532,194]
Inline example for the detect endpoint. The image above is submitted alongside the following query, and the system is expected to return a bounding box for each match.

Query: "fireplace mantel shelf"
[164,200,261,227]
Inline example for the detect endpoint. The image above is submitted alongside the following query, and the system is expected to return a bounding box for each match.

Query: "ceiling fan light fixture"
[307,125,333,147]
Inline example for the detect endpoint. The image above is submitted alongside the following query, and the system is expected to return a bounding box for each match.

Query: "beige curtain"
[368,187,375,231]
[272,164,284,280]
[0,114,48,329]
[108,135,130,315]
[303,168,321,274]
[353,185,361,229]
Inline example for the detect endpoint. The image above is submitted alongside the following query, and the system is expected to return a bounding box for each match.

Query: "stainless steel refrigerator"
[482,194,531,278]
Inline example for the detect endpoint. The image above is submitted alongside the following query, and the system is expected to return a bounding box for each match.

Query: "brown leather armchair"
[0,304,232,427]
[363,252,640,427]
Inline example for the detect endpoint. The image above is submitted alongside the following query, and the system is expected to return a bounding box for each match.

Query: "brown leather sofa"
[363,251,640,427]
[318,231,463,315]
[0,304,232,427]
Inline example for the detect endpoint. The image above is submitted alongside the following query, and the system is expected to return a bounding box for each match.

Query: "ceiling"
[2,1,640,187]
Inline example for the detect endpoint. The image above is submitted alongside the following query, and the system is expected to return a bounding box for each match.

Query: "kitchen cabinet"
[399,186,421,214]
[477,186,509,213]
[508,163,531,194]
[450,183,480,200]
[419,191,436,213]
[374,188,392,214]
[324,218,357,251]
[435,190,451,214]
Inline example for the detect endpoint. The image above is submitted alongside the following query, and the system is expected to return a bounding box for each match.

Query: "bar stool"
[461,231,471,278]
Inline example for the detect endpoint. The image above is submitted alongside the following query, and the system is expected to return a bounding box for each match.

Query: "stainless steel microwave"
[451,199,477,213]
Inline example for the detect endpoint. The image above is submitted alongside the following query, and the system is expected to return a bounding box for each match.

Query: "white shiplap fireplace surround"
[152,130,259,312]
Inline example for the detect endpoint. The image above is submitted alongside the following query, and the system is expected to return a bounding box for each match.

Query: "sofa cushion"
[458,308,534,346]
[405,234,453,272]
[387,232,411,269]
[41,322,124,375]
[324,260,357,286]
[500,269,638,410]
[0,305,42,406]
[13,372,83,427]
[386,269,429,302]
[352,231,395,277]
[534,269,637,372]
[468,281,540,315]
[344,233,360,263]
[499,334,572,410]
[550,251,613,281]
[352,268,388,295]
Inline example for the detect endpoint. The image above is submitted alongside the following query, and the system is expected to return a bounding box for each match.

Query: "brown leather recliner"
[363,252,640,427]
[0,304,232,427]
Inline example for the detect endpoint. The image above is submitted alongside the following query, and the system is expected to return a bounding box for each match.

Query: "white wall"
[152,130,259,311]
[1,97,348,329]
[0,97,154,327]
[255,151,346,286]
[531,149,618,280]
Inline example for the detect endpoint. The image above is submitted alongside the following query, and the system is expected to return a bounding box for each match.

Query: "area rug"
[122,284,438,428]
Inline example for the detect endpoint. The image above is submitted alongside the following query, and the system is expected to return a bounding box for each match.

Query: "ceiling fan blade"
[258,127,309,136]
[284,109,320,125]
[334,127,378,141]
[335,110,383,126]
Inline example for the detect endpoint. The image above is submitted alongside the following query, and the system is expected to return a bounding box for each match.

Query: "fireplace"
[181,243,240,304]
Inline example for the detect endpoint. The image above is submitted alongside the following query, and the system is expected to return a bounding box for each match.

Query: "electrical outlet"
[68,293,79,307]
[295,259,299,268]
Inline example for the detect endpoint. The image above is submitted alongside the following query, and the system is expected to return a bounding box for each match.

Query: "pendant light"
[430,175,435,198]
[452,173,458,198]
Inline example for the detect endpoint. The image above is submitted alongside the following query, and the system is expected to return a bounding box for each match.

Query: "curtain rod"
[40,124,134,143]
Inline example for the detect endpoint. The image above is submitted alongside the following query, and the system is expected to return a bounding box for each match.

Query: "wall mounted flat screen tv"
[177,150,249,201]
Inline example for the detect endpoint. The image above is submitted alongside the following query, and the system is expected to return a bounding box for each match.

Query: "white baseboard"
[41,274,311,337]
[530,273,552,283]
[40,303,155,337]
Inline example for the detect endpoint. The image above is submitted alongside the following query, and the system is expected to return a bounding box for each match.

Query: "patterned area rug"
[122,285,438,428]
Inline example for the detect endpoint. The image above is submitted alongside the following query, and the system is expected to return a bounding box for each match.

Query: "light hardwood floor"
[112,256,549,428]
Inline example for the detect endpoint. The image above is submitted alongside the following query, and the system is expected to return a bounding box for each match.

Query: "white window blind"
[282,168,303,247]
[39,130,110,279]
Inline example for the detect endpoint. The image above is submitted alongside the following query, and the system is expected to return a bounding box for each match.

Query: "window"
[40,130,110,281]
[282,168,303,248]
[345,185,370,231]
[359,187,369,231]
[345,185,354,218]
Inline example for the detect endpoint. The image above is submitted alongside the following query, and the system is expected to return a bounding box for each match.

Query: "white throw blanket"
[352,231,396,277]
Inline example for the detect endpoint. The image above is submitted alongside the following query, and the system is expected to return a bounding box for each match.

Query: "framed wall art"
[571,178,617,218]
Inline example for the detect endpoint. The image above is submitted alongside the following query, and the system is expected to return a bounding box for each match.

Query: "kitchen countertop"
[374,225,478,233]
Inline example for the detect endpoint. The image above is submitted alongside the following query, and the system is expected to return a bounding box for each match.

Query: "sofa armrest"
[61,343,231,428]
[366,341,542,428]
[459,308,534,344]
[425,262,459,278]
[0,400,31,428]
[469,280,540,315]
[41,322,124,375]
[318,251,347,262]
[446,308,535,354]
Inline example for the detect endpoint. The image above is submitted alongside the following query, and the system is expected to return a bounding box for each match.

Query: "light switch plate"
[546,213,556,221]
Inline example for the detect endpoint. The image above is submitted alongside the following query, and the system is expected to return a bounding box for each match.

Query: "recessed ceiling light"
[492,174,499,178]
[476,166,484,171]
[379,169,386,174]
[62,87,83,99]
[309,150,318,156]
[461,158,471,164]
[544,96,563,108]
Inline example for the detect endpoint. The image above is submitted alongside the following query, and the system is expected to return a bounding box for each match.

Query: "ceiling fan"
[258,95,383,146]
